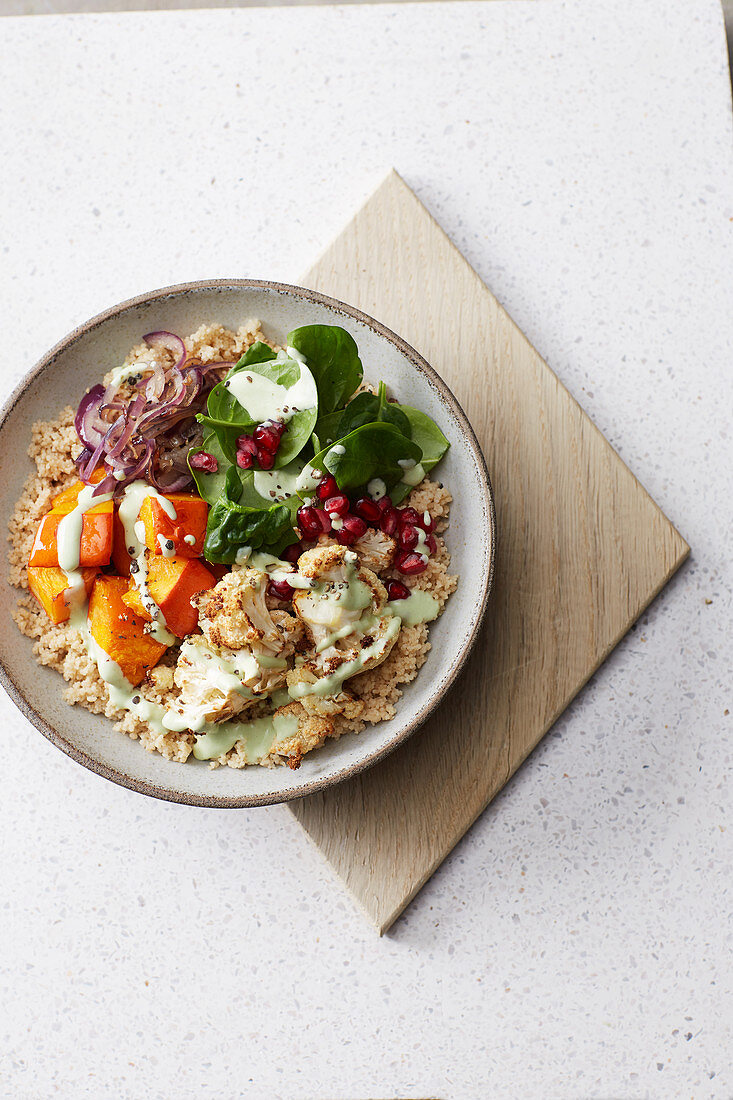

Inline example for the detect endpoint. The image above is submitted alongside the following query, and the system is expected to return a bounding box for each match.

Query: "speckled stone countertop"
[0,1,731,1097]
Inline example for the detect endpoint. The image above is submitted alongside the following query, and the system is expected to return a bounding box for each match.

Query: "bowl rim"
[0,278,496,808]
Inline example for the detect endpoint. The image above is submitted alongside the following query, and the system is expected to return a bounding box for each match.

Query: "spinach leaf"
[311,422,422,493]
[203,493,297,563]
[397,405,450,472]
[188,430,230,506]
[338,384,411,438]
[288,325,362,415]
[389,405,450,502]
[197,342,318,467]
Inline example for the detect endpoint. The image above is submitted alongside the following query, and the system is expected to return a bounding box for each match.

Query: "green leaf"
[198,344,318,467]
[288,325,362,414]
[397,405,450,472]
[203,495,297,564]
[188,431,230,506]
[311,422,422,494]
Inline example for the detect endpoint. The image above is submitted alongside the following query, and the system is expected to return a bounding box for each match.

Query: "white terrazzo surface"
[1,1,732,1097]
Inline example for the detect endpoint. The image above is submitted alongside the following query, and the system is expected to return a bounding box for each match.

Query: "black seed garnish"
[165,539,174,550]
[132,695,140,704]
[130,561,139,574]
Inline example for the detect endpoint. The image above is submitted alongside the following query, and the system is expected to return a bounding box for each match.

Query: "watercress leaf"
[203,497,297,564]
[188,431,231,506]
[311,422,422,493]
[287,325,362,414]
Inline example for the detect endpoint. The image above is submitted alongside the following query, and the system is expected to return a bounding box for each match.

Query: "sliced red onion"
[73,329,222,498]
[74,384,106,449]
[143,331,186,370]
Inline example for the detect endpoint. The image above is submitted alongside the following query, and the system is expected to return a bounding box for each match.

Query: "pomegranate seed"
[336,515,368,545]
[236,435,257,456]
[236,450,254,470]
[395,550,427,576]
[316,474,338,501]
[267,578,294,601]
[387,580,411,601]
[324,493,349,517]
[376,495,393,514]
[297,505,321,539]
[425,533,437,555]
[380,506,399,537]
[398,525,419,551]
[315,508,332,534]
[254,423,283,453]
[353,497,381,524]
[417,511,435,533]
[282,543,302,564]
[256,448,275,470]
[189,451,218,473]
[398,507,421,529]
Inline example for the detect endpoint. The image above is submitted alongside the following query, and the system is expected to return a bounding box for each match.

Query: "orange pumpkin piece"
[27,566,99,625]
[88,576,167,686]
[29,507,114,568]
[29,469,114,568]
[139,493,208,558]
[121,557,216,638]
[50,466,106,510]
[112,511,132,576]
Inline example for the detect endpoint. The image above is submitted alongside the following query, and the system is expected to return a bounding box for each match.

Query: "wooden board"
[289,171,690,933]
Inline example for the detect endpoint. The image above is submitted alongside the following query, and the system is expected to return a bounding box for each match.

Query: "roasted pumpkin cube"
[29,505,114,568]
[139,493,208,558]
[27,566,98,625]
[121,556,216,638]
[50,466,106,510]
[88,576,167,686]
[112,511,132,576]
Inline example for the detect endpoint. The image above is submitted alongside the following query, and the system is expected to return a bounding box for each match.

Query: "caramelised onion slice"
[72,330,234,497]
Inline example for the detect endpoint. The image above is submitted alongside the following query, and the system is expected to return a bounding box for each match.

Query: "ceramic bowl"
[0,280,495,807]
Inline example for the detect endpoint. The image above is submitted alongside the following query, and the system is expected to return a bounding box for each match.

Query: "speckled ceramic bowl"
[0,281,495,807]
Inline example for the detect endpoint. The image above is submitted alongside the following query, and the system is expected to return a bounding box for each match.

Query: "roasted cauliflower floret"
[292,545,387,651]
[352,527,396,573]
[269,701,334,769]
[194,569,302,656]
[285,665,364,719]
[169,635,255,727]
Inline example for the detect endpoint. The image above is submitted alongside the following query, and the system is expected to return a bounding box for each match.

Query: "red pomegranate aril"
[190,451,219,473]
[256,448,275,470]
[324,493,349,517]
[236,450,254,470]
[336,515,368,545]
[353,497,381,524]
[315,508,333,534]
[267,578,294,601]
[398,525,419,551]
[395,550,427,576]
[417,511,435,533]
[387,580,411,601]
[236,435,257,456]
[380,506,399,537]
[398,507,421,529]
[376,495,393,514]
[297,505,321,539]
[282,543,302,564]
[316,474,338,501]
[254,423,284,453]
[425,533,437,555]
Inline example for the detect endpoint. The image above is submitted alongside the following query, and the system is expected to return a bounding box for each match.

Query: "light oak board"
[289,171,689,933]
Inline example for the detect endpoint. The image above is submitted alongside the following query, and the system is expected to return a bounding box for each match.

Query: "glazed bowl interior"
[0,281,494,806]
